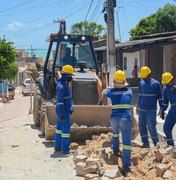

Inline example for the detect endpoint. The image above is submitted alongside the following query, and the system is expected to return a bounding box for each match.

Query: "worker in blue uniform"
[61,47,77,66]
[102,70,133,176]
[54,65,74,154]
[161,72,176,147]
[137,66,162,148]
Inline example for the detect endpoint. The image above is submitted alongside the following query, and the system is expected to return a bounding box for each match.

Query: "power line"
[84,0,94,22]
[0,0,35,14]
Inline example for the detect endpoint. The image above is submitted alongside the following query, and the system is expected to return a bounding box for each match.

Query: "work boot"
[141,144,150,148]
[121,165,134,177]
[63,150,70,154]
[54,148,62,153]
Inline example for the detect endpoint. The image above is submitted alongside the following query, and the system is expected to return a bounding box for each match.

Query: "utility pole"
[103,0,116,85]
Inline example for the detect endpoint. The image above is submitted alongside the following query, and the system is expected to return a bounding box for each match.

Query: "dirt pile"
[72,133,176,179]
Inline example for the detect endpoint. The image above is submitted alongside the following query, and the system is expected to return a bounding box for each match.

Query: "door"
[148,47,163,83]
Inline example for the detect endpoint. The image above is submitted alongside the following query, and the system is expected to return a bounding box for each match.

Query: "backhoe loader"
[32,20,138,141]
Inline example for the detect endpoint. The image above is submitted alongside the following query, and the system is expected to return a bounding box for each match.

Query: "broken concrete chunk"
[92,135,99,141]
[84,164,99,174]
[70,142,79,150]
[75,162,86,176]
[163,170,173,179]
[131,156,138,165]
[162,155,172,164]
[86,158,100,166]
[85,173,100,180]
[155,164,167,177]
[74,155,88,163]
[71,123,79,128]
[155,149,165,162]
[103,169,121,179]
[140,149,149,158]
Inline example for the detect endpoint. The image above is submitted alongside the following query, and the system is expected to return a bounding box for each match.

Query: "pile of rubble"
[71,133,176,179]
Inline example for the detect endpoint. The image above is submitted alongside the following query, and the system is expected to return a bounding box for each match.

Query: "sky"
[0,0,175,56]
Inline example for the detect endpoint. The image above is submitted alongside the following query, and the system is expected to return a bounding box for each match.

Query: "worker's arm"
[56,84,65,119]
[136,87,141,115]
[156,83,163,109]
[162,88,169,111]
[159,88,169,120]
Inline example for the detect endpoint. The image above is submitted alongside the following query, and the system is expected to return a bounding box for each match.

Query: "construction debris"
[72,133,176,179]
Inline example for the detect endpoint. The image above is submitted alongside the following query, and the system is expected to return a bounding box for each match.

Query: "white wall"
[123,51,140,78]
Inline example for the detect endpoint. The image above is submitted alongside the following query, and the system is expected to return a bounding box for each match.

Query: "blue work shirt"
[162,86,176,113]
[105,87,132,118]
[56,73,73,116]
[138,79,162,111]
[61,55,77,66]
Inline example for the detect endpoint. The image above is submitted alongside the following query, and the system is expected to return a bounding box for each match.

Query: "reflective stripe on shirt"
[64,96,71,99]
[112,104,131,109]
[140,94,157,97]
[57,102,64,105]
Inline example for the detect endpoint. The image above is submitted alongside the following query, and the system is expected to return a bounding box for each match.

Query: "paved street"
[0,89,82,180]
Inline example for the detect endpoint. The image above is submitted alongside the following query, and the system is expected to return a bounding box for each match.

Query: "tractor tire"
[33,87,41,126]
[40,104,46,135]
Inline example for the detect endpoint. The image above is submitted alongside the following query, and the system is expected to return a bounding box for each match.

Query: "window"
[123,57,127,70]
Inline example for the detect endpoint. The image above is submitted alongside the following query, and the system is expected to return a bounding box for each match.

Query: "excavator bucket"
[44,104,138,141]
[44,105,111,140]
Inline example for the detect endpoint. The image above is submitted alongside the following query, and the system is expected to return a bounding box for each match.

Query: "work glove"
[60,115,65,122]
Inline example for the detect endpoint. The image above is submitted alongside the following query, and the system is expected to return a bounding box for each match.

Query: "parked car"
[22,79,35,96]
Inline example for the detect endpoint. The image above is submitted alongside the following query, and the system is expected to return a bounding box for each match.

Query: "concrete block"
[103,169,121,179]
[162,155,172,164]
[70,142,79,150]
[75,162,86,176]
[84,164,99,174]
[155,164,167,177]
[74,155,88,163]
[85,174,100,180]
[140,149,149,158]
[86,158,100,166]
[163,170,173,179]
[156,149,165,162]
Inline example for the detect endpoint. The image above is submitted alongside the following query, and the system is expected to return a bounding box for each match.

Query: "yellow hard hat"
[113,70,126,81]
[162,72,173,84]
[61,65,74,75]
[139,66,151,78]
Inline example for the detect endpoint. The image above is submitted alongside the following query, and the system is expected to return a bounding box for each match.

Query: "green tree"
[130,4,176,40]
[71,21,106,38]
[0,38,18,80]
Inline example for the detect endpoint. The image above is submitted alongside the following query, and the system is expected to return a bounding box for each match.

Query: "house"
[94,31,176,85]
[15,49,44,86]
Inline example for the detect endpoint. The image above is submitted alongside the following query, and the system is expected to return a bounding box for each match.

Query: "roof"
[94,32,176,53]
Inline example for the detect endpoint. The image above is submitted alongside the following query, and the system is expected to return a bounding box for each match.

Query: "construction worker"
[161,72,176,147]
[54,65,74,154]
[102,70,133,176]
[137,66,162,148]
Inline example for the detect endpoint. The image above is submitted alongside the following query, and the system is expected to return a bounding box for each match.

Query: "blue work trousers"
[55,112,70,152]
[110,115,132,166]
[163,110,176,146]
[139,111,159,145]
